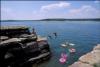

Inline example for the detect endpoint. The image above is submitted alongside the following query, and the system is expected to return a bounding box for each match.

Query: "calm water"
[1,21,100,67]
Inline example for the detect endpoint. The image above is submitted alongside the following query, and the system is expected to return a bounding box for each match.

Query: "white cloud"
[1,4,100,20]
[39,4,100,19]
[41,2,70,11]
[69,5,94,14]
[67,5,100,18]
[94,0,100,3]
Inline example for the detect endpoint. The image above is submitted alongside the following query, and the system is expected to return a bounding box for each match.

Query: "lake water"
[1,21,100,67]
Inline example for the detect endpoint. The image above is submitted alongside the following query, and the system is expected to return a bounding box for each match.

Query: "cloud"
[1,3,100,20]
[69,5,95,14]
[94,0,100,3]
[67,5,100,18]
[39,4,100,19]
[41,2,71,11]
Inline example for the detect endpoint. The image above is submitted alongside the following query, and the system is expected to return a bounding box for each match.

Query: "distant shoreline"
[1,18,100,22]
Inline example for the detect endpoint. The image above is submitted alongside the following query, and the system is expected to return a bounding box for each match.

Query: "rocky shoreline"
[69,44,100,67]
[0,26,51,67]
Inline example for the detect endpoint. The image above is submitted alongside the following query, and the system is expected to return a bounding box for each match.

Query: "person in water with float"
[69,48,76,53]
[59,41,76,64]
[61,42,75,48]
[59,53,67,64]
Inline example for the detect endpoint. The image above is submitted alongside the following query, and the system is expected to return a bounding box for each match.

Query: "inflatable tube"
[69,48,76,53]
[69,43,75,46]
[59,57,66,64]
[61,53,67,58]
[59,53,67,64]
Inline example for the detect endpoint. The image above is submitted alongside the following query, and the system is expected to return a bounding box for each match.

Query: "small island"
[39,18,100,21]
[1,18,100,22]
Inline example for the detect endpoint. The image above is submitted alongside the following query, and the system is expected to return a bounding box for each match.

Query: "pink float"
[69,48,76,53]
[59,53,67,64]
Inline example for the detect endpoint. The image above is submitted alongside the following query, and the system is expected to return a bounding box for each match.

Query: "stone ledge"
[69,44,100,67]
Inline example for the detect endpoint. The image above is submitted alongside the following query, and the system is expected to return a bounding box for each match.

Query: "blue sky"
[1,1,100,20]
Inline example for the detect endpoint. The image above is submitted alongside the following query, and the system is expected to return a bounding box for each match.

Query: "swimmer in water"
[53,32,57,38]
[48,35,52,39]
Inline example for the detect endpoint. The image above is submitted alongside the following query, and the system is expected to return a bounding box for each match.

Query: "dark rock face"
[0,26,31,38]
[0,26,51,67]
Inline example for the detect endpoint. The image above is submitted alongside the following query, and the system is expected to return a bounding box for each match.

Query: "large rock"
[93,44,100,50]
[69,44,100,67]
[79,52,98,65]
[69,61,93,67]
[79,44,100,65]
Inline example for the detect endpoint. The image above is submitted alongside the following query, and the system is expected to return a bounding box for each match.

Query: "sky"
[1,1,100,20]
